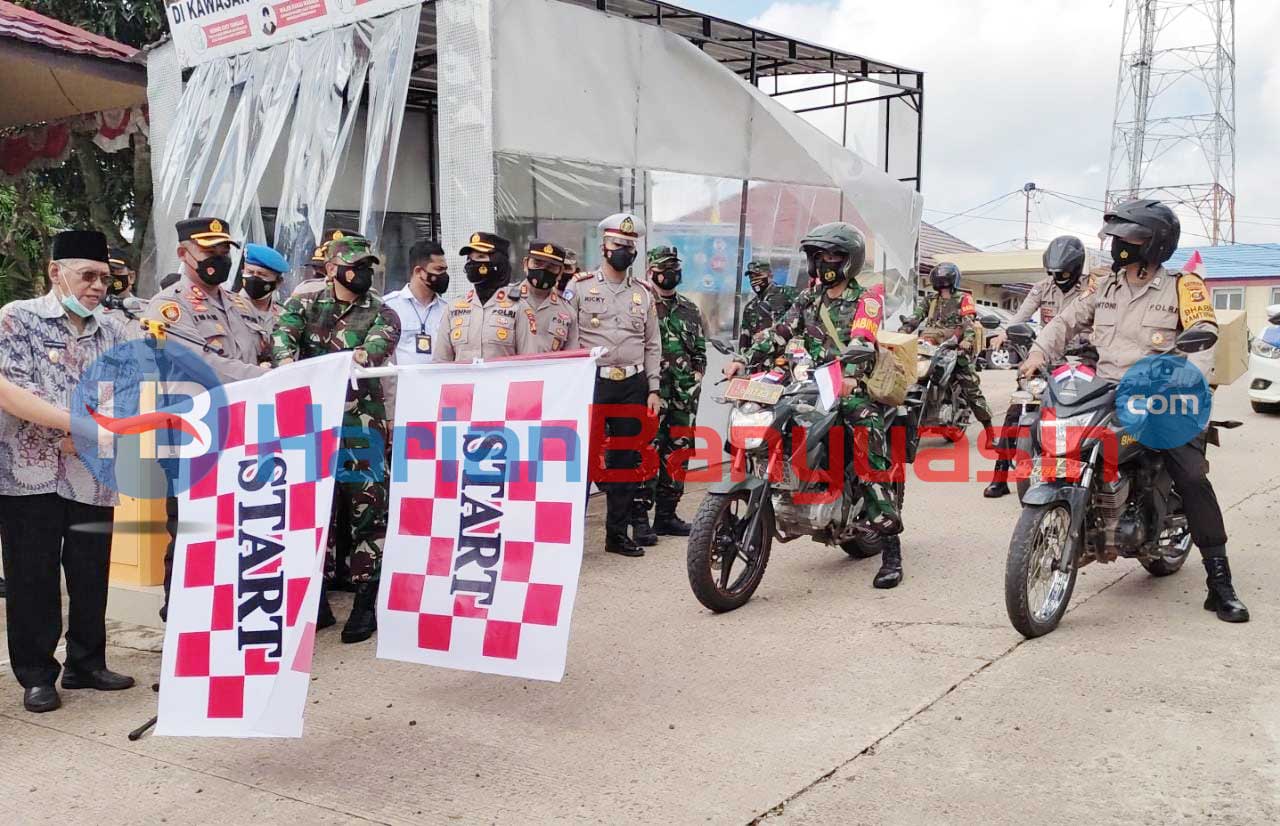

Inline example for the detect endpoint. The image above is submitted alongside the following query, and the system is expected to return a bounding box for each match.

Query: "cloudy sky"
[681,0,1280,252]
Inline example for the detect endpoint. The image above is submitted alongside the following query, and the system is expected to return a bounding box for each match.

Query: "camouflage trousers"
[326,412,390,584]
[633,405,697,516]
[953,354,992,424]
[840,395,902,535]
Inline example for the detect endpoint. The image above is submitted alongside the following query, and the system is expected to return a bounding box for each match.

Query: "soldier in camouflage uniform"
[272,235,401,644]
[631,246,707,542]
[901,261,993,430]
[727,222,907,589]
[738,259,799,350]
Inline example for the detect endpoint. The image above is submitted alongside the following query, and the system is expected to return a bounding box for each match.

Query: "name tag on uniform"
[416,333,432,354]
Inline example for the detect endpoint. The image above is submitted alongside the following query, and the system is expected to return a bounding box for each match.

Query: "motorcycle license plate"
[1028,457,1088,483]
[725,379,784,405]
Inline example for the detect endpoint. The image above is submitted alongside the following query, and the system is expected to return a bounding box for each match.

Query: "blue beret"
[244,243,289,274]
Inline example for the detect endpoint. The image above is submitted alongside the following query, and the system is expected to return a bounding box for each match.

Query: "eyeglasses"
[60,267,112,287]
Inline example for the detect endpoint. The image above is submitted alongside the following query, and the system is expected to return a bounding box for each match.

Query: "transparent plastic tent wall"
[440,0,924,341]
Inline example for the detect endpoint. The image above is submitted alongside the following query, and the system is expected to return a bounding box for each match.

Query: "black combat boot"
[1203,557,1250,623]
[341,581,378,643]
[605,532,645,558]
[984,459,1012,499]
[631,508,659,547]
[317,583,336,630]
[873,536,903,590]
[653,505,692,537]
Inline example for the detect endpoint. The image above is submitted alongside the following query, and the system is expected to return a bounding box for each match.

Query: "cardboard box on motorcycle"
[866,330,917,405]
[1211,309,1248,387]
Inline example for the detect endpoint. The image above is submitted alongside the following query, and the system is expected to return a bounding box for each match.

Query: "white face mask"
[54,266,103,320]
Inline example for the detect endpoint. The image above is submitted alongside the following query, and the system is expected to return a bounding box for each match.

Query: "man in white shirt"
[382,240,449,365]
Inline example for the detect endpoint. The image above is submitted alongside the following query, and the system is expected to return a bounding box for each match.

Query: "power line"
[924,190,1020,226]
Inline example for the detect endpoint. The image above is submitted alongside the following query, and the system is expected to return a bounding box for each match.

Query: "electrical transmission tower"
[1106,0,1236,245]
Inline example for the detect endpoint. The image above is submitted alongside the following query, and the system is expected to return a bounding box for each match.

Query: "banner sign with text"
[157,353,352,737]
[165,0,421,68]
[376,357,595,682]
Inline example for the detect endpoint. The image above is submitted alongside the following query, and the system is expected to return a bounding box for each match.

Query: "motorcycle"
[1003,324,1047,503]
[1003,326,1234,638]
[907,337,971,441]
[689,339,914,612]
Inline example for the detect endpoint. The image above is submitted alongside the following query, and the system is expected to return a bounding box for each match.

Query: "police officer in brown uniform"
[1021,199,1249,623]
[984,235,1096,498]
[146,217,272,621]
[433,232,535,362]
[517,241,579,354]
[569,214,661,557]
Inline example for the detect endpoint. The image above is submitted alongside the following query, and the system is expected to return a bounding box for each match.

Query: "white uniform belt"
[598,365,643,380]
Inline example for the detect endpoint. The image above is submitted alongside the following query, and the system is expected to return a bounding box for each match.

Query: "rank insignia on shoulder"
[574,271,595,282]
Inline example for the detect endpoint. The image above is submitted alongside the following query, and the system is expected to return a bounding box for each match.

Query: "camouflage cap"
[327,233,380,266]
[746,259,773,276]
[647,245,680,266]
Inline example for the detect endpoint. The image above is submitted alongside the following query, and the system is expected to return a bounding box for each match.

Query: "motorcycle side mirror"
[1175,327,1218,354]
[1266,303,1280,326]
[1006,323,1036,345]
[979,315,1002,330]
[710,338,735,355]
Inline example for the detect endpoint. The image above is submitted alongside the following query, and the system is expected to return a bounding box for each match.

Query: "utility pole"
[1023,182,1037,250]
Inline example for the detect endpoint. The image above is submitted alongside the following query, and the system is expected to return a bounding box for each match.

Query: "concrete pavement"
[1,372,1277,825]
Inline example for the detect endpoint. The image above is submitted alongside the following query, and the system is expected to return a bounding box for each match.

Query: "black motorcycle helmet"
[799,222,867,286]
[930,261,961,292]
[1043,235,1086,292]
[1101,199,1181,269]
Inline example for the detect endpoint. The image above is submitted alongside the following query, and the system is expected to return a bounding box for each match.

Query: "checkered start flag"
[157,353,351,738]
[376,356,596,681]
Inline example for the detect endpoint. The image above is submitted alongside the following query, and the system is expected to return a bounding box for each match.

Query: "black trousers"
[0,494,114,688]
[161,495,178,621]
[593,373,649,539]
[1163,435,1228,558]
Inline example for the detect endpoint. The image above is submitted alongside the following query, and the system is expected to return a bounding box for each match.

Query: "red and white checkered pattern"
[377,357,596,682]
[157,353,353,738]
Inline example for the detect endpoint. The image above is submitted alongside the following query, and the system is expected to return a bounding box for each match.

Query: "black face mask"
[749,275,771,295]
[1111,237,1145,272]
[466,260,497,285]
[809,257,845,287]
[526,267,557,291]
[243,276,277,300]
[556,271,574,292]
[337,265,374,295]
[607,247,637,272]
[195,253,233,287]
[1052,271,1081,293]
[108,275,129,296]
[652,268,682,291]
[423,271,450,295]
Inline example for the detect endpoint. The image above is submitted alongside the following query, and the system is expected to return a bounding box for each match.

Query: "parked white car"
[1248,304,1280,414]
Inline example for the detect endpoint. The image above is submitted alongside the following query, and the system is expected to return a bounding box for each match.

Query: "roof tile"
[0,0,137,62]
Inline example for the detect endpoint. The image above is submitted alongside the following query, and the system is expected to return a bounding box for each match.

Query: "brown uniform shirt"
[433,286,535,362]
[1010,275,1094,351]
[516,282,579,354]
[144,275,271,383]
[569,269,661,393]
[1033,266,1216,383]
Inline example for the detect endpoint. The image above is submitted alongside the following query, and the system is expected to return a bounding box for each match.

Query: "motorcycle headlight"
[1252,338,1280,359]
[729,408,775,450]
[1039,412,1096,457]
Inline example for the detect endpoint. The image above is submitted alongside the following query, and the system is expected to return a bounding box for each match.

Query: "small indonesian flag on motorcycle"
[1052,363,1096,384]
[816,361,843,411]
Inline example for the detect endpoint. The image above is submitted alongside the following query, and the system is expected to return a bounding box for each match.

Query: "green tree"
[0,179,61,303]
[11,1,165,279]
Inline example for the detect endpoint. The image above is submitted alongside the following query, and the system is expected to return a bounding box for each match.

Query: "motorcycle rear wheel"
[687,491,773,612]
[1005,503,1078,639]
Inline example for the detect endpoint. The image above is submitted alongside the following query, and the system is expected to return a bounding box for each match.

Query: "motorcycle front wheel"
[1005,503,1078,638]
[687,491,774,612]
